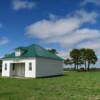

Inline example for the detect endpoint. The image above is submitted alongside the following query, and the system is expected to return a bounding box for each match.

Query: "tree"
[67,48,97,71]
[85,49,98,70]
[80,48,98,71]
[64,58,73,65]
[48,48,57,54]
[80,48,87,70]
[70,49,81,70]
[0,60,2,64]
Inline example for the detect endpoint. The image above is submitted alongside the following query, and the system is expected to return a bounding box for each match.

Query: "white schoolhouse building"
[2,44,63,78]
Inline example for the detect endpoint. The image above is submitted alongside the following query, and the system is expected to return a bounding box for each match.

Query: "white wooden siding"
[36,57,63,77]
[2,58,36,78]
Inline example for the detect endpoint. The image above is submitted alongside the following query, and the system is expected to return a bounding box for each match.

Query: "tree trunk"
[76,59,78,70]
[74,63,76,70]
[77,63,78,70]
[87,62,90,71]
[85,61,87,71]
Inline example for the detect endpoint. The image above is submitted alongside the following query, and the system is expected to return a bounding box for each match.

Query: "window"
[5,63,7,70]
[29,63,32,71]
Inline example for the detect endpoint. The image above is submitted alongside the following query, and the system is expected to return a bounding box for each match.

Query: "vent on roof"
[15,47,25,57]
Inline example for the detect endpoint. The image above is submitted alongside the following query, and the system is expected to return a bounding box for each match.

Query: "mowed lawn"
[0,72,100,100]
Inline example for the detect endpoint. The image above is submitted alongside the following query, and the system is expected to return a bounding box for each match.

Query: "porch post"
[25,62,27,77]
[8,63,11,77]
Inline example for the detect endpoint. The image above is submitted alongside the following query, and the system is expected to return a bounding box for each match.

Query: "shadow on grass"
[36,73,68,79]
[37,74,65,79]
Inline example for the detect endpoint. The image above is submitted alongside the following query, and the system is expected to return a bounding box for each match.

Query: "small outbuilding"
[2,44,63,78]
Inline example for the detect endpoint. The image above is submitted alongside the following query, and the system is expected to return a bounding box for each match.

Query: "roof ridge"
[28,44,62,58]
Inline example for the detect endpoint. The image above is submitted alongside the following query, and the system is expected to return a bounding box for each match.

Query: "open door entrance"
[11,63,25,77]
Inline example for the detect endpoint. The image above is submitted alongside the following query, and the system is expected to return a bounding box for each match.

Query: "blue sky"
[0,0,100,64]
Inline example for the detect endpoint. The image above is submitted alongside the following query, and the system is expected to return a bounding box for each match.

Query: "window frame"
[5,63,7,71]
[29,62,32,71]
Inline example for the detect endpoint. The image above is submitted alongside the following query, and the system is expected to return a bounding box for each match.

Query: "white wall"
[2,58,36,78]
[25,59,36,78]
[36,57,63,77]
[2,61,11,77]
[2,57,63,78]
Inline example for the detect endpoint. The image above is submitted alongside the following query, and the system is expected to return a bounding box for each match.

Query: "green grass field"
[0,71,100,100]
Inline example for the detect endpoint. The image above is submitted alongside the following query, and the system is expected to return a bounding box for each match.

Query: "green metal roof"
[3,44,63,61]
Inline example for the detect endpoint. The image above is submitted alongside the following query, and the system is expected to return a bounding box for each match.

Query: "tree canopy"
[64,48,98,71]
[48,48,57,54]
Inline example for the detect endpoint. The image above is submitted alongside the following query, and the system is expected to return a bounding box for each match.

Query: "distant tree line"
[48,48,57,54]
[64,48,98,71]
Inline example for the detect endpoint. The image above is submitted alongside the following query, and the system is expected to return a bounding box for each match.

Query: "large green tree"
[84,49,98,70]
[69,48,97,71]
[64,58,73,65]
[80,48,87,70]
[70,49,81,70]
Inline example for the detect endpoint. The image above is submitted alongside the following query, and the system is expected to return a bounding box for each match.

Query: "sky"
[0,0,100,66]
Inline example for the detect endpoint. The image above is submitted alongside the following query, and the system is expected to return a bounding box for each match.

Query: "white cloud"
[26,17,80,39]
[77,39,100,50]
[0,37,9,45]
[25,10,100,58]
[47,28,100,47]
[82,0,100,6]
[75,10,98,23]
[12,0,36,10]
[57,50,70,59]
[26,10,98,45]
[26,10,98,39]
